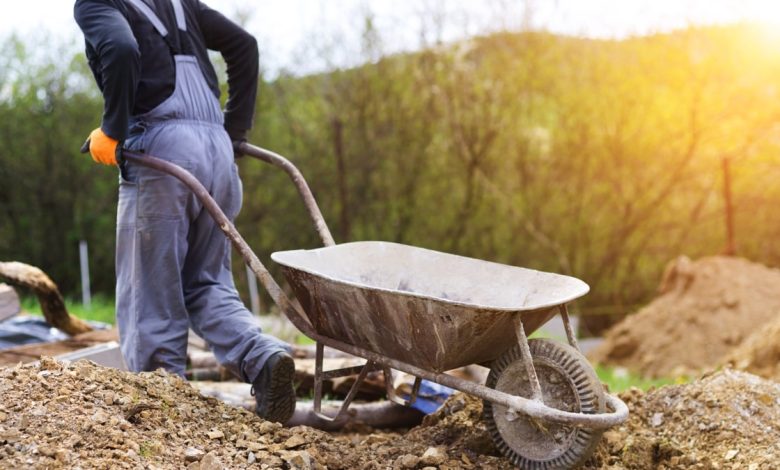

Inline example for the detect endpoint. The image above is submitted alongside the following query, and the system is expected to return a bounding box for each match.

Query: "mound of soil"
[589,256,780,378]
[3,358,777,469]
[724,315,780,381]
[0,358,510,469]
[584,369,780,469]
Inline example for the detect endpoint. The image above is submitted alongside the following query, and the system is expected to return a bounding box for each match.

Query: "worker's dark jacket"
[74,0,258,141]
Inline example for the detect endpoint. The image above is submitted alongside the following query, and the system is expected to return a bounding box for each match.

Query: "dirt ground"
[724,314,780,382]
[0,358,510,469]
[589,255,780,378]
[583,369,780,469]
[2,358,779,469]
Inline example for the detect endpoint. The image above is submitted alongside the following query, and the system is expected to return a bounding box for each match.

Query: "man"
[74,0,296,423]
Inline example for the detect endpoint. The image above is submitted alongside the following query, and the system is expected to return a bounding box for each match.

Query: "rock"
[724,449,739,461]
[284,434,306,449]
[397,454,419,469]
[54,448,70,464]
[206,429,224,440]
[360,434,389,446]
[421,447,446,466]
[651,412,664,427]
[247,451,256,465]
[199,452,224,470]
[91,410,109,424]
[236,439,266,452]
[184,447,204,463]
[282,450,312,470]
[258,421,282,434]
[0,430,21,444]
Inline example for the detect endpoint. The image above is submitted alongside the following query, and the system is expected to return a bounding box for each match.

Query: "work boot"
[252,351,296,423]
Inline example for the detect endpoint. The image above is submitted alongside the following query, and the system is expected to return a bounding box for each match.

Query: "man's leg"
[115,134,192,375]
[181,129,295,422]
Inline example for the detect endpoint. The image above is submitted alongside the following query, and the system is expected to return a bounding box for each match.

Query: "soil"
[589,256,780,378]
[2,358,779,469]
[583,369,780,470]
[724,315,780,382]
[0,358,510,469]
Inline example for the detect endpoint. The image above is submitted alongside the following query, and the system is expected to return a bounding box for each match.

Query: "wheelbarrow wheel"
[483,338,606,469]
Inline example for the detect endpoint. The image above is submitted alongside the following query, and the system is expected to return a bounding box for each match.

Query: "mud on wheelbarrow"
[119,143,628,469]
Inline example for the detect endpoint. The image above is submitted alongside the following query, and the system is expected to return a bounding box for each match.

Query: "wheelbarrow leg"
[559,303,581,352]
[313,342,378,422]
[514,317,543,402]
[383,367,422,407]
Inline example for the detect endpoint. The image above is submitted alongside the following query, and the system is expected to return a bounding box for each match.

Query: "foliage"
[247,25,780,332]
[3,25,780,334]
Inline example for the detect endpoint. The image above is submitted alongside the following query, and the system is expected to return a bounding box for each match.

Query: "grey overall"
[116,0,288,381]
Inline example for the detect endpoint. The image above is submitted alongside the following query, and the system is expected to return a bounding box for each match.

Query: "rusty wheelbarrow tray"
[120,143,628,469]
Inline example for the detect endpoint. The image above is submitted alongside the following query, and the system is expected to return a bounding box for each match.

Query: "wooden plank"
[0,283,20,322]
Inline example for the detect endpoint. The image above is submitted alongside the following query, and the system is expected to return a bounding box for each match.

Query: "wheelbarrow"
[114,142,628,469]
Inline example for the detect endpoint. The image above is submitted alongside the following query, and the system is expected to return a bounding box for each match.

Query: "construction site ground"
[0,358,779,469]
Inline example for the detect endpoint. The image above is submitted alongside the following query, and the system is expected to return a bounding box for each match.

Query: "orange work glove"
[87,128,120,166]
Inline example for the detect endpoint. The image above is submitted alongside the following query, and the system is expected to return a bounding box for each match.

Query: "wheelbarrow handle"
[118,149,317,338]
[236,142,336,247]
[83,138,335,248]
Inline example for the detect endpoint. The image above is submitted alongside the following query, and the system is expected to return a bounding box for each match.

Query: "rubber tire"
[483,339,606,469]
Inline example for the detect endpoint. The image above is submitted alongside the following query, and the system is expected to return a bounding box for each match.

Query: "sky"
[1,0,777,74]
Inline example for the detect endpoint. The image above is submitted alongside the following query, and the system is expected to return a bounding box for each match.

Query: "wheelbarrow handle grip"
[79,138,126,167]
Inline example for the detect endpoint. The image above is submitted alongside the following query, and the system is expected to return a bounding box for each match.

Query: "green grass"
[296,334,316,345]
[596,364,683,392]
[20,296,116,325]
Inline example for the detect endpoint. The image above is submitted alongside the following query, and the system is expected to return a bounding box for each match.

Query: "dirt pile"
[3,358,778,469]
[314,393,512,469]
[724,315,780,381]
[584,369,780,469]
[589,256,780,378]
[0,358,511,469]
[0,357,327,469]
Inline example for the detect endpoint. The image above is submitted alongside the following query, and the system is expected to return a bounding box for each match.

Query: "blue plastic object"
[404,380,455,414]
[0,315,109,351]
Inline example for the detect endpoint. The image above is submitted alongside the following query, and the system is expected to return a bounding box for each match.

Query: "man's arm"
[74,0,140,141]
[196,2,259,141]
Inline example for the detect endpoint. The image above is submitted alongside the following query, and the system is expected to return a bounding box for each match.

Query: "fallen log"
[192,381,424,430]
[0,262,93,335]
[288,401,424,431]
[0,283,20,321]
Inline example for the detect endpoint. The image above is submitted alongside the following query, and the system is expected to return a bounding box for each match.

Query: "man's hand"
[86,128,120,166]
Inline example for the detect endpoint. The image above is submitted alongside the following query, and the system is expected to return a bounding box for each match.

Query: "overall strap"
[171,0,187,32]
[125,0,189,53]
[125,0,169,37]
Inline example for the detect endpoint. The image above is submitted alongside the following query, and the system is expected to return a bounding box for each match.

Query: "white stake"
[79,240,91,309]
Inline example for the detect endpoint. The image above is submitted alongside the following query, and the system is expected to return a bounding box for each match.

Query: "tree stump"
[0,262,93,336]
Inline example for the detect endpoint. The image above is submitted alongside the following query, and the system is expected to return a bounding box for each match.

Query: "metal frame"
[120,144,629,430]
